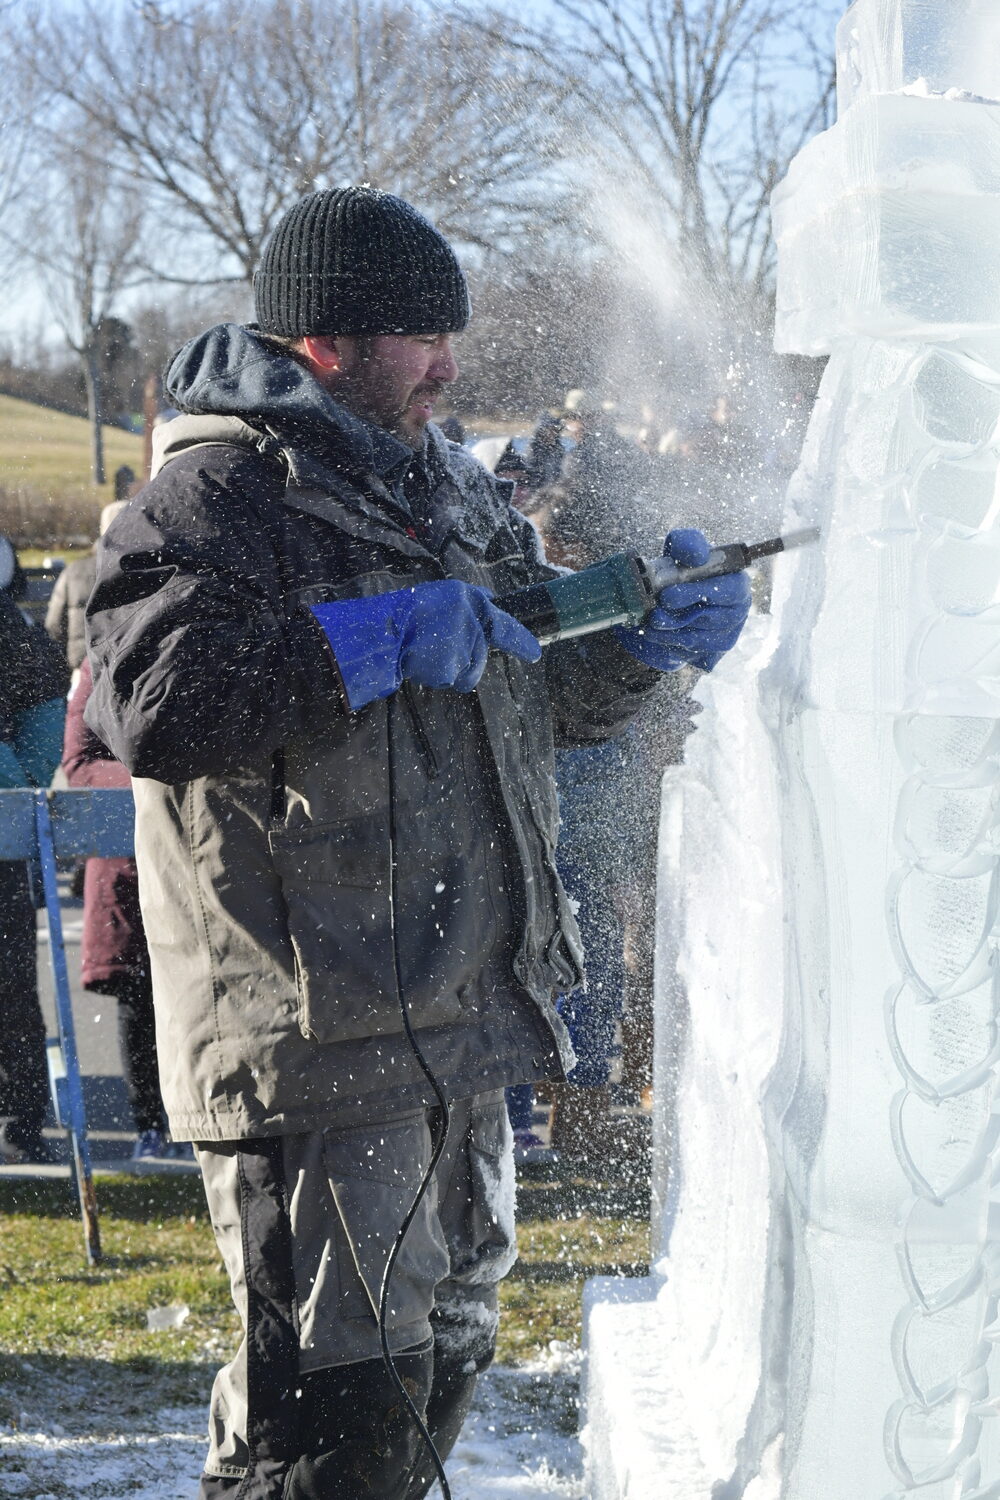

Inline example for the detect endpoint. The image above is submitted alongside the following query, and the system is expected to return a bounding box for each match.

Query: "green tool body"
[494,528,818,646]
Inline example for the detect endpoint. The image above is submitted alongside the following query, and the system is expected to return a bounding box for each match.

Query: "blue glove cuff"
[310,595,405,711]
[310,582,541,712]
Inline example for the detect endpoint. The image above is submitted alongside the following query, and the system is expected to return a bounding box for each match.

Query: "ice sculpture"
[584,1,1000,1495]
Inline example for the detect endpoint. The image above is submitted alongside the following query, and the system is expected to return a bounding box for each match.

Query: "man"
[62,654,172,1161]
[85,187,749,1498]
[492,442,535,513]
[0,563,68,1165]
[46,481,134,673]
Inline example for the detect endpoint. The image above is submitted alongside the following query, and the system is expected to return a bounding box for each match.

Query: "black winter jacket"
[44,554,97,671]
[1,592,69,744]
[85,325,661,1139]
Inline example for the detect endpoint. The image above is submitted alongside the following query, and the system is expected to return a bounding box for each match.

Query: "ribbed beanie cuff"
[253,187,470,337]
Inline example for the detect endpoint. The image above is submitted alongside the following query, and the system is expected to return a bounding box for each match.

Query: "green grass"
[0,393,142,499]
[0,1162,650,1410]
[0,1177,234,1373]
[0,392,144,545]
[18,546,93,567]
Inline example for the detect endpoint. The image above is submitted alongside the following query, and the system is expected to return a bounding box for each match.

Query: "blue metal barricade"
[0,788,136,1265]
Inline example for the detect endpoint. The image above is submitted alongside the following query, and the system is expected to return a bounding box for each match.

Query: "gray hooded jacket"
[85,325,661,1141]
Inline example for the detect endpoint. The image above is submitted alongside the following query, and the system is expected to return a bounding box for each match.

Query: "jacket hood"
[162,323,416,488]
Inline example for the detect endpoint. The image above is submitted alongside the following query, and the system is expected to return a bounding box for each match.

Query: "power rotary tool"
[494,528,820,645]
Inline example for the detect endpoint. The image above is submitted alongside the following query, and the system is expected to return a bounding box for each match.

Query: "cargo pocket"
[322,1115,451,1333]
[268,817,396,1043]
[453,1101,517,1286]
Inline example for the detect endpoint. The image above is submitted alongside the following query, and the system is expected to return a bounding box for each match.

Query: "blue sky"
[0,0,845,352]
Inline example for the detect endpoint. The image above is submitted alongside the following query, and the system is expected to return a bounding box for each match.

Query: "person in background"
[46,482,134,674]
[505,1080,543,1155]
[526,408,567,488]
[559,391,662,555]
[497,462,562,1157]
[47,497,134,900]
[500,468,558,1157]
[493,442,536,513]
[517,480,700,1159]
[0,538,69,1164]
[61,655,175,1160]
[113,464,137,501]
[437,414,465,444]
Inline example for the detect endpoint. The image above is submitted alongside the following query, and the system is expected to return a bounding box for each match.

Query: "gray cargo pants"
[195,1091,515,1498]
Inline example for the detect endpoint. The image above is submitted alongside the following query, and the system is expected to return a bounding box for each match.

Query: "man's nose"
[430,338,459,383]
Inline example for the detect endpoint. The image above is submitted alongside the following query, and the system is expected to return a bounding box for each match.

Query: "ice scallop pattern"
[770,342,1000,1497]
[769,1,1000,1494]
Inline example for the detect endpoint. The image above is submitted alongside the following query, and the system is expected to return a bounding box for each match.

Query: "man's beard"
[393,382,443,447]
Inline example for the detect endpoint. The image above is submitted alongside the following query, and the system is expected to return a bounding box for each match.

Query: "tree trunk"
[351,0,370,182]
[142,371,159,484]
[83,342,105,487]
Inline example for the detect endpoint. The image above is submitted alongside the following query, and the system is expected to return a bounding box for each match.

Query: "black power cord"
[376,693,454,1499]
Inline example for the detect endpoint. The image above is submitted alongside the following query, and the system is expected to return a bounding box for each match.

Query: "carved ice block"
[772,95,1000,354]
[768,3,1000,1493]
[837,0,1000,114]
[777,340,1000,717]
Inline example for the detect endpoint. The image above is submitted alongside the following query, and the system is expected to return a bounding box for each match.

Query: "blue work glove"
[615,528,751,673]
[311,580,542,712]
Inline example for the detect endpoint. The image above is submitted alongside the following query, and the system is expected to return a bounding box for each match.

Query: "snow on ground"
[0,1344,585,1499]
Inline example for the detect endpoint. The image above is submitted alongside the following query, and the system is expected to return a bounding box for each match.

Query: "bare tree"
[11,124,145,483]
[0,3,40,285]
[13,0,573,290]
[474,0,836,318]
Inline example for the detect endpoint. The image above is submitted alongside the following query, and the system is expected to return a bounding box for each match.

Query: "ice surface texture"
[761,332,1000,1497]
[585,1,1000,1495]
[583,623,787,1500]
[768,3,1000,1485]
[772,96,1000,353]
[788,340,1000,717]
[838,0,1000,114]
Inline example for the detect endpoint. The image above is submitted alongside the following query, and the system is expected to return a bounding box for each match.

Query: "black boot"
[285,1348,434,1500]
[400,1358,480,1500]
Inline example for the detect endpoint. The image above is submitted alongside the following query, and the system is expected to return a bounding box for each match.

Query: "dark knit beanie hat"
[253,187,470,337]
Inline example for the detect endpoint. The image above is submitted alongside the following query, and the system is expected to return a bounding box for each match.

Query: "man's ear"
[300,335,342,373]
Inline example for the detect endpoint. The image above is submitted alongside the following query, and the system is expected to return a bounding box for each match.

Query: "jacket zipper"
[401,682,441,779]
[269,747,286,821]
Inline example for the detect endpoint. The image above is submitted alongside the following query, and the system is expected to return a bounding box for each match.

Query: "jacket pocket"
[267,814,471,1044]
[267,816,397,1043]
